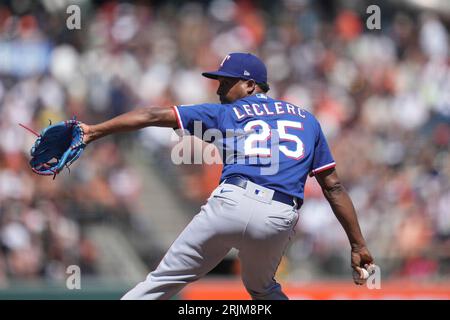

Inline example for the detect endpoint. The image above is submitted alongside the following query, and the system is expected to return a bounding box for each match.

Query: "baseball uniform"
[122,92,335,300]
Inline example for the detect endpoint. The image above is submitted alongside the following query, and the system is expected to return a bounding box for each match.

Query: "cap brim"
[202,71,242,80]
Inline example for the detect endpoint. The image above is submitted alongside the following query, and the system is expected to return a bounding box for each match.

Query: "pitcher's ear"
[245,79,257,94]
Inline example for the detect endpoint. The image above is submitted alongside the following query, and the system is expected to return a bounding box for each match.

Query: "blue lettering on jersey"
[174,94,335,200]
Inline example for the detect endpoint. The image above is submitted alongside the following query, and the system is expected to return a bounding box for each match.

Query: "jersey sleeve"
[172,103,223,138]
[309,121,336,176]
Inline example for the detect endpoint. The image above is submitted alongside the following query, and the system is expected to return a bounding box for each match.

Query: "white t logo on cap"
[220,55,231,67]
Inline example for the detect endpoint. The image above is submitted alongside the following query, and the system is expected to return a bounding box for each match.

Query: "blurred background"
[0,0,449,299]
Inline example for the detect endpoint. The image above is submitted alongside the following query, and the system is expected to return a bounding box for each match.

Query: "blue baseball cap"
[202,53,268,84]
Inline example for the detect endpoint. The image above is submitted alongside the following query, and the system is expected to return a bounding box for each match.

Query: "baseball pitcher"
[76,53,374,299]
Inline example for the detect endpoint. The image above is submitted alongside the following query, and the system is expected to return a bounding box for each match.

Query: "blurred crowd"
[0,0,449,285]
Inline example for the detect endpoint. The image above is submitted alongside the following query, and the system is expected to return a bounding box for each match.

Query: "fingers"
[365,263,378,276]
[353,265,373,285]
[352,267,366,285]
[351,248,376,286]
[79,123,92,145]
[352,264,379,286]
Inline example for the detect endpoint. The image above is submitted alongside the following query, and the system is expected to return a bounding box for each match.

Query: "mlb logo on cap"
[202,53,268,84]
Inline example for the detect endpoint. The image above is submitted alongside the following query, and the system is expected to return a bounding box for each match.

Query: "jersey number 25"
[244,120,305,159]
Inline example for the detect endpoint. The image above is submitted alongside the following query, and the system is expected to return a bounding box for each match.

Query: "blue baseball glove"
[28,119,86,178]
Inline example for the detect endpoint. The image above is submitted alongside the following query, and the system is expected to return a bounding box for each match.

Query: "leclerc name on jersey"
[232,101,307,120]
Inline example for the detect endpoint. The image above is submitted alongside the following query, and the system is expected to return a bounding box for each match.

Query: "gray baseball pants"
[121,180,299,300]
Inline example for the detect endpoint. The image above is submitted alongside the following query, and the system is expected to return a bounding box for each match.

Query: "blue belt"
[223,176,303,209]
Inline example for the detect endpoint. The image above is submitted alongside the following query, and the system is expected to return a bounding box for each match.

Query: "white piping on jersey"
[173,106,185,131]
[310,162,336,176]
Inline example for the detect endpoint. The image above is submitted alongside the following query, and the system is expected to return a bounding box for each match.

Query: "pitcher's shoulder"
[276,99,316,119]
